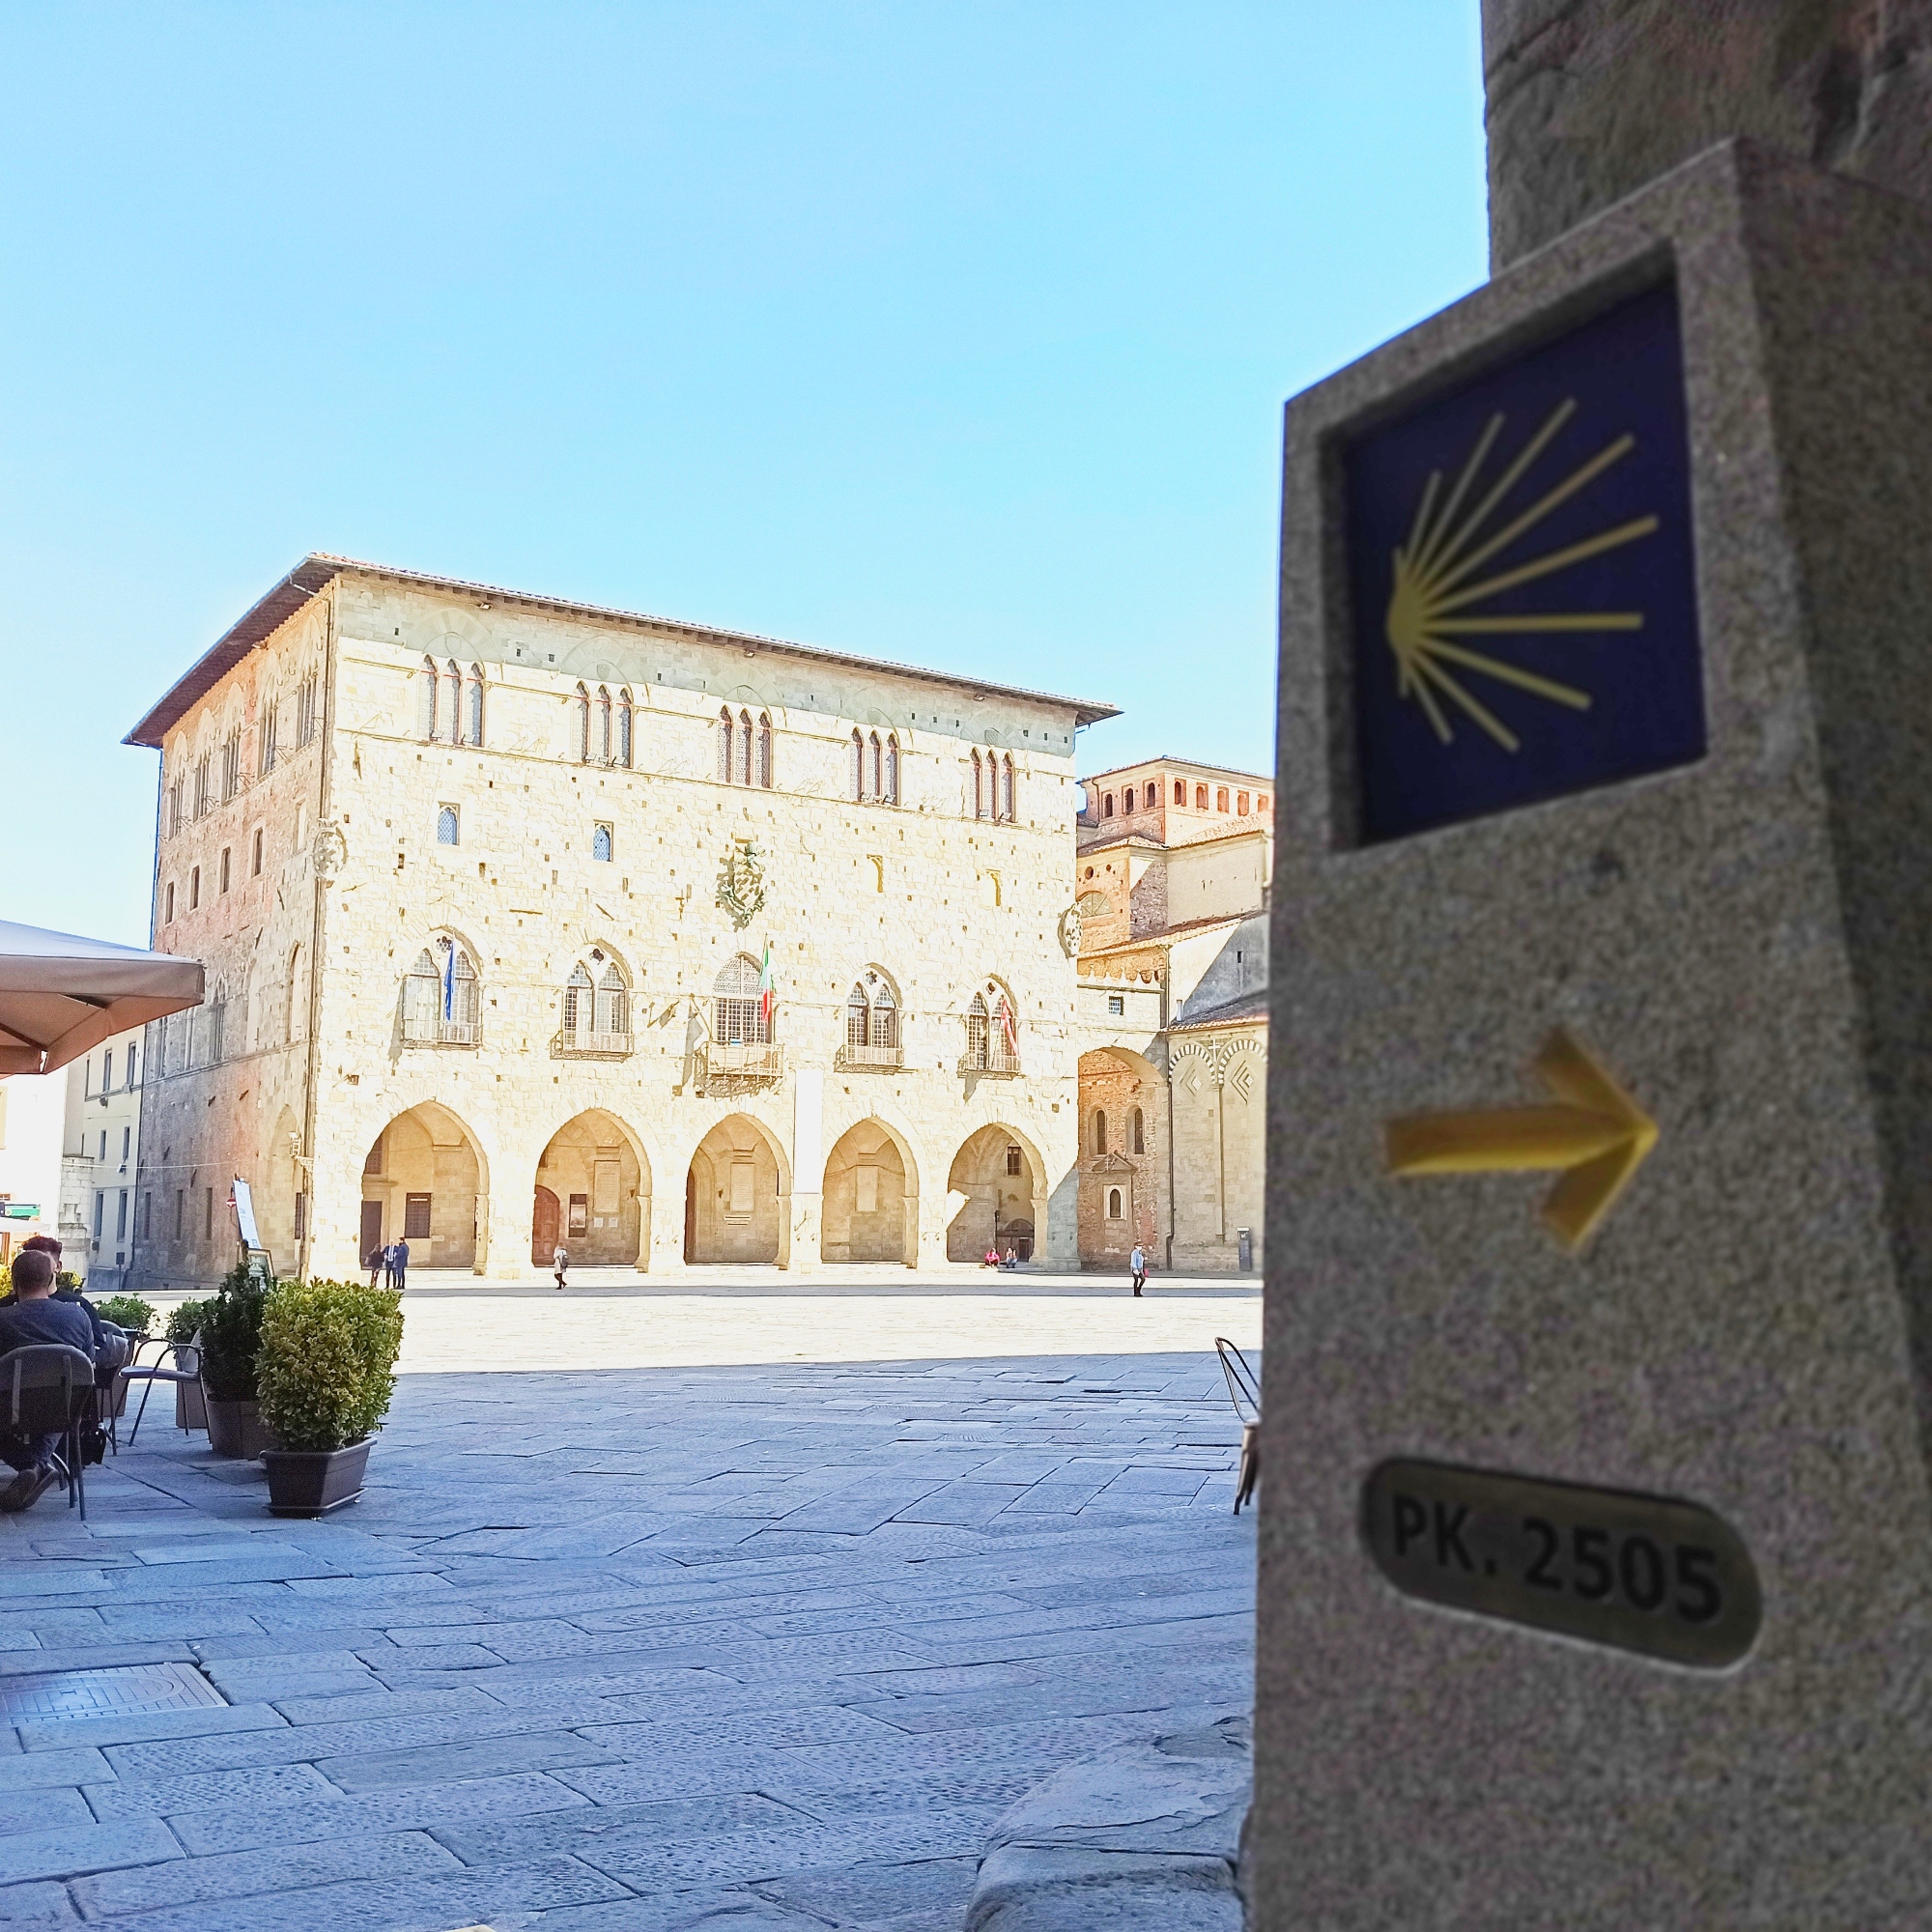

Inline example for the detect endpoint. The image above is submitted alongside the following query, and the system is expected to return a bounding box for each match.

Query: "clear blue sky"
[2,4,1487,946]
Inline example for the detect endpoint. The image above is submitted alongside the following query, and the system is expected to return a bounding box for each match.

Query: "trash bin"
[1236,1227,1254,1272]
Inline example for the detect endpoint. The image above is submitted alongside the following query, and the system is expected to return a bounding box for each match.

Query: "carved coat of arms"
[716,838,768,928]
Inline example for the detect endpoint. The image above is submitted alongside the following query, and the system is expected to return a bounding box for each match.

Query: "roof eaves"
[127,553,1122,748]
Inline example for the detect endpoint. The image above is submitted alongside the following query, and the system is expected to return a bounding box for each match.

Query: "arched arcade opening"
[361,1102,486,1271]
[533,1110,650,1268]
[822,1120,917,1265]
[685,1115,784,1264]
[947,1124,1044,1263]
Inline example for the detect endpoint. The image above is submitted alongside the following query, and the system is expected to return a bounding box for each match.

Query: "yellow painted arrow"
[1384,1030,1657,1250]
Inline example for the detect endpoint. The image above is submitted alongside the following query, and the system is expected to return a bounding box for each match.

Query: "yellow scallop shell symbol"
[1386,399,1659,753]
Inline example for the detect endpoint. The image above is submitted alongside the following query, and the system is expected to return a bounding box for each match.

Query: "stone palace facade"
[125,555,1114,1287]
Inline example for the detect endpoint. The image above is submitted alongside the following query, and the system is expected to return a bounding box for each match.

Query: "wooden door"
[531,1186,560,1267]
[359,1200,384,1263]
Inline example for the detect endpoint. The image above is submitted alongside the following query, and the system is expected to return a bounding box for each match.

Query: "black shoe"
[0,1465,56,1514]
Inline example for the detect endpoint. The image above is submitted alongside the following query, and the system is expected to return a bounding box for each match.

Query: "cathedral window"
[466,667,485,747]
[437,806,460,846]
[965,982,1017,1070]
[843,973,898,1058]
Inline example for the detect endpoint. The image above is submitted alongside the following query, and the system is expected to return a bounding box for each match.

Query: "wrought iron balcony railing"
[552,1027,634,1060]
[402,1016,480,1048]
[959,1047,1021,1077]
[704,1040,784,1085]
[836,1041,903,1072]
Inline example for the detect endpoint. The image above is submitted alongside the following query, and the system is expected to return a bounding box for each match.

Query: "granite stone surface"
[1256,141,1932,1928]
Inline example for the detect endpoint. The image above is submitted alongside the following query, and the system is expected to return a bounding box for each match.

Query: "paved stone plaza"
[0,1275,1259,1931]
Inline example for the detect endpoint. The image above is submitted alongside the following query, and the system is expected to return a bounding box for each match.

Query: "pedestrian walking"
[389,1238,409,1293]
[1129,1245,1147,1297]
[553,1243,569,1291]
[364,1244,384,1289]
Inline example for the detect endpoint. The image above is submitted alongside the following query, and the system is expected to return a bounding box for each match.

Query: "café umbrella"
[0,918,204,1077]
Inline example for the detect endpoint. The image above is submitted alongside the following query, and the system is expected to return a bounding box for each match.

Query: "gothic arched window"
[591,823,612,864]
[870,979,897,1049]
[437,806,459,846]
[868,732,882,802]
[597,687,612,764]
[419,658,439,739]
[845,981,869,1049]
[737,710,754,786]
[404,939,479,1044]
[1107,1188,1123,1220]
[444,661,462,744]
[1131,1106,1145,1154]
[563,961,594,1033]
[576,685,592,762]
[1102,792,1115,818]
[757,712,773,788]
[719,707,734,781]
[1000,755,1015,822]
[965,992,989,1069]
[466,666,485,747]
[1174,780,1185,805]
[883,734,899,806]
[851,730,865,801]
[713,952,769,1044]
[597,962,629,1037]
[616,690,633,768]
[1093,1111,1108,1155]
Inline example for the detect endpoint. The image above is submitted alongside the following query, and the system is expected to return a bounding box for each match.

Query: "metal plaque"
[1362,1460,1761,1668]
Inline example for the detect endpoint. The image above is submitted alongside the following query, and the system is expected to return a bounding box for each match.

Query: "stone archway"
[361,1102,487,1270]
[532,1110,650,1269]
[685,1115,785,1264]
[256,1105,302,1269]
[822,1120,919,1265]
[946,1123,1046,1263]
[1077,1046,1162,1268]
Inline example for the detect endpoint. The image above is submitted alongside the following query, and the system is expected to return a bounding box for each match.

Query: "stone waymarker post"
[1249,141,1932,1926]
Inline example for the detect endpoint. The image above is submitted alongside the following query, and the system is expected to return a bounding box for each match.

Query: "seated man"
[0,1249,96,1512]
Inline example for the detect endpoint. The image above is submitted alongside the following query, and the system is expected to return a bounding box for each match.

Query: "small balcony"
[836,1041,904,1073]
[959,1047,1022,1077]
[704,1040,784,1088]
[552,1027,634,1060]
[402,1017,479,1048]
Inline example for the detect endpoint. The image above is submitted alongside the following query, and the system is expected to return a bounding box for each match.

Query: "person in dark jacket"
[0,1250,95,1511]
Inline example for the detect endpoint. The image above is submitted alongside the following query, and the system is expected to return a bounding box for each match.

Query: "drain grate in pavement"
[0,1662,225,1719]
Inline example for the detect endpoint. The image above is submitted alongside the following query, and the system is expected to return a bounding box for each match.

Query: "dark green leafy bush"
[199,1264,270,1402]
[96,1294,155,1335]
[256,1279,405,1453]
[165,1298,212,1345]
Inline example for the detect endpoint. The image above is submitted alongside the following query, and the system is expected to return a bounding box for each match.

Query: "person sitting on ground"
[1001,1247,1019,1269]
[0,1250,96,1513]
[983,1246,1001,1268]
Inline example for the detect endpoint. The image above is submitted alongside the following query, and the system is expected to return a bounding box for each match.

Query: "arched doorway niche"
[685,1115,788,1264]
[532,1110,651,1269]
[257,1105,302,1267]
[822,1119,919,1266]
[946,1123,1045,1263]
[361,1102,488,1270]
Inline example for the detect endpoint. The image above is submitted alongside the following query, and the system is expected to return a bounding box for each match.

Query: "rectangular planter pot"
[206,1398,277,1460]
[263,1438,372,1517]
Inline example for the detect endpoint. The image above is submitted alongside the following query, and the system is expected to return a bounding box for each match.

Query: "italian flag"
[757,941,777,1028]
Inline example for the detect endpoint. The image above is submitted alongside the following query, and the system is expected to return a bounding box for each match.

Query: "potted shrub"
[257,1279,404,1516]
[165,1298,211,1430]
[95,1294,154,1338]
[200,1265,275,1458]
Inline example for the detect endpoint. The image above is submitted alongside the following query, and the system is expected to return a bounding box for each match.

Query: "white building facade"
[126,556,1112,1289]
[57,1027,146,1291]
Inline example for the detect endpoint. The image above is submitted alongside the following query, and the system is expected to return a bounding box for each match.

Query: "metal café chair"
[0,1345,99,1519]
[124,1332,204,1446]
[1215,1336,1261,1515]
[92,1322,131,1457]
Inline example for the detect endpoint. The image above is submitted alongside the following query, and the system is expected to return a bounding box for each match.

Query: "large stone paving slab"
[0,1282,1256,1929]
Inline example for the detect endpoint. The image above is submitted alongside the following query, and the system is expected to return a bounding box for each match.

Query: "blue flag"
[442,944,455,1020]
